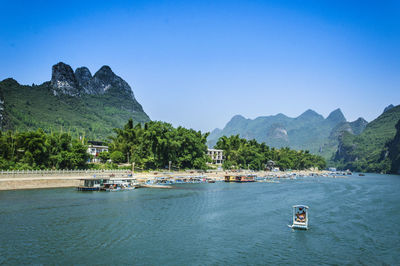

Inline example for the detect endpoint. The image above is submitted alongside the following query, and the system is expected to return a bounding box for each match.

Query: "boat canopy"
[293,205,309,209]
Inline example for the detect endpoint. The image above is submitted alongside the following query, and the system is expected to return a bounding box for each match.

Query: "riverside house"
[87,141,108,163]
[207,148,224,165]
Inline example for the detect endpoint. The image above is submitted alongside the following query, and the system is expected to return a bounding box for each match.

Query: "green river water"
[0,174,399,265]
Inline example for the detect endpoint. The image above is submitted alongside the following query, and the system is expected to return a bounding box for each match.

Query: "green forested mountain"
[208,109,366,160]
[0,62,149,139]
[334,105,400,173]
[387,120,400,174]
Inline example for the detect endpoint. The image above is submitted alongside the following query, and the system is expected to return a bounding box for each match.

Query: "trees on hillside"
[0,121,326,171]
[215,135,326,170]
[0,129,89,170]
[109,120,210,170]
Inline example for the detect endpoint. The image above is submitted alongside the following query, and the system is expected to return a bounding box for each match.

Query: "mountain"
[387,120,400,174]
[328,118,368,140]
[208,108,366,160]
[383,104,394,113]
[0,62,150,139]
[0,87,4,130]
[325,108,347,126]
[334,105,400,173]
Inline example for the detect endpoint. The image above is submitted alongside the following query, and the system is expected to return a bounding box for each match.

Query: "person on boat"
[296,210,306,223]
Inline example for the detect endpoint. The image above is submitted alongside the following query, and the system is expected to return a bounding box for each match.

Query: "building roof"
[88,140,107,146]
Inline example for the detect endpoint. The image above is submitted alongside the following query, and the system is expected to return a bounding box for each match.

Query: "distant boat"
[101,180,136,192]
[289,205,309,230]
[77,178,103,191]
[224,175,256,182]
[359,173,365,176]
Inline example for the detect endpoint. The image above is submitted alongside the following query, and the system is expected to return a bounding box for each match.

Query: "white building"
[207,149,224,164]
[87,141,109,163]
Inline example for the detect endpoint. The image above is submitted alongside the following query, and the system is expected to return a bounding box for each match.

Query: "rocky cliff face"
[92,66,133,96]
[75,67,96,94]
[51,62,82,96]
[51,62,137,99]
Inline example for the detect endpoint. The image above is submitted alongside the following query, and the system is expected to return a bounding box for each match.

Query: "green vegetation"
[214,135,326,170]
[0,78,149,140]
[334,105,400,173]
[109,120,210,170]
[0,129,89,170]
[0,120,327,171]
[387,120,400,174]
[207,109,365,161]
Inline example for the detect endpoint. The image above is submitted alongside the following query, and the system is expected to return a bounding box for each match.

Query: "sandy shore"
[0,169,334,191]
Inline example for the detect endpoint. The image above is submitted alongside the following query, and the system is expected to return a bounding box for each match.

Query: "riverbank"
[0,169,336,191]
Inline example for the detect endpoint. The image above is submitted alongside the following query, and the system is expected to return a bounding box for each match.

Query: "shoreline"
[0,170,339,191]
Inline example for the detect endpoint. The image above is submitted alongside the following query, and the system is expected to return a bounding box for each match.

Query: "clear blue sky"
[1,0,399,132]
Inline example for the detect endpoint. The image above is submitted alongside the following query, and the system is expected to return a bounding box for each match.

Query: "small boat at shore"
[77,177,137,192]
[77,178,104,191]
[224,174,256,183]
[289,205,309,230]
[102,180,136,192]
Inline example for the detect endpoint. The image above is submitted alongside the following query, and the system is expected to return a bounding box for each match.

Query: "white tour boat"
[289,205,309,230]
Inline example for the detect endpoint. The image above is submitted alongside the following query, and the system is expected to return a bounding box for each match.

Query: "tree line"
[215,135,326,170]
[104,119,210,170]
[0,120,326,171]
[0,129,89,170]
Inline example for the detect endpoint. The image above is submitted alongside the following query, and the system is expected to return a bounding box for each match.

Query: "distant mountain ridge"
[0,62,149,138]
[208,108,367,159]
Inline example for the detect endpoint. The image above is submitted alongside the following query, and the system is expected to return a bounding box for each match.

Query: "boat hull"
[288,224,308,230]
[77,187,100,191]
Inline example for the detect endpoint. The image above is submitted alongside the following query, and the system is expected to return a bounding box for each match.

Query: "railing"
[0,169,130,175]
[0,168,231,176]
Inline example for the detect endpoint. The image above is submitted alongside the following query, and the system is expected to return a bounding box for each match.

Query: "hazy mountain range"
[208,108,368,159]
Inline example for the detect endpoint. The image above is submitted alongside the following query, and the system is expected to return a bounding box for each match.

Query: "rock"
[93,66,134,97]
[51,62,81,96]
[75,67,98,94]
[50,63,136,100]
[267,124,289,141]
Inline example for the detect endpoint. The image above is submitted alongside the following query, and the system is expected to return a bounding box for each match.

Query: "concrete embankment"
[0,178,81,190]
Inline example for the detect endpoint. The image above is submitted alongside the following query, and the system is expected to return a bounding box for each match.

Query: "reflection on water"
[0,174,400,265]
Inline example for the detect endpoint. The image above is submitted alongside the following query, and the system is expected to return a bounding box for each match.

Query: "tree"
[98,151,110,163]
[110,151,125,164]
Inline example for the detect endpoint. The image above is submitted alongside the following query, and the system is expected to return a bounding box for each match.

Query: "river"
[1,173,399,265]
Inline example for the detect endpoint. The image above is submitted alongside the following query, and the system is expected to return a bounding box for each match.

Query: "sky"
[1,0,399,132]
